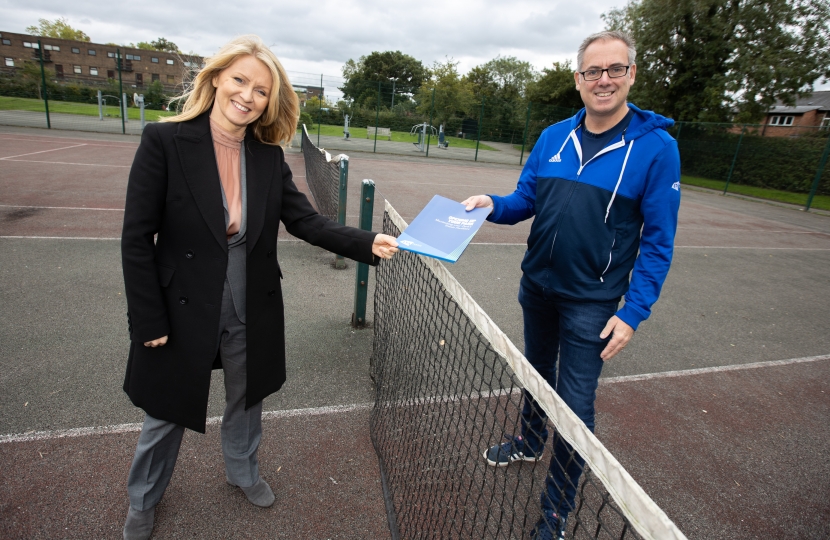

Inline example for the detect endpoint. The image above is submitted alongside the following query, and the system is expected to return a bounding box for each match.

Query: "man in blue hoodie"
[463,30,680,539]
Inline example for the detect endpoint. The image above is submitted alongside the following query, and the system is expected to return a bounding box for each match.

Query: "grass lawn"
[302,123,498,151]
[682,175,829,211]
[0,96,175,122]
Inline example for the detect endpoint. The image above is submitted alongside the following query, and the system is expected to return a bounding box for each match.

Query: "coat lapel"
[174,114,228,253]
[244,135,275,253]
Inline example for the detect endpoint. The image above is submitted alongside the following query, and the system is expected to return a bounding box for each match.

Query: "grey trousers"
[126,278,262,511]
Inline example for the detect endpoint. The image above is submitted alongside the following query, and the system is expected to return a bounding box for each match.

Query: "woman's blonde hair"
[162,35,299,146]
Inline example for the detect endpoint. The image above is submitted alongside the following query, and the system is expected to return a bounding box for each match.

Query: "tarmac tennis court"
[1,125,828,539]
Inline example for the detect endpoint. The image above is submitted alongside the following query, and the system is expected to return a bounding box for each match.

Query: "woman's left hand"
[372,234,399,260]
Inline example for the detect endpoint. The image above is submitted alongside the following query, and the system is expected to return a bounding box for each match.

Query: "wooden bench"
[366,126,392,140]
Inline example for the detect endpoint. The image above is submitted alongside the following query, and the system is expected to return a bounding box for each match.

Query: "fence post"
[425,88,435,158]
[373,81,381,153]
[37,40,51,129]
[117,49,125,135]
[475,97,484,162]
[335,158,349,269]
[139,94,145,130]
[723,124,745,195]
[675,121,683,141]
[98,90,103,121]
[352,179,375,327]
[805,135,830,211]
[317,74,323,146]
[520,102,532,166]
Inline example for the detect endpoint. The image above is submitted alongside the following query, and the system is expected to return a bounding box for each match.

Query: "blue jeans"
[517,274,619,517]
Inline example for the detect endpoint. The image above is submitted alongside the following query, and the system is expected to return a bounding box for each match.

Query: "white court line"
[3,354,827,444]
[0,158,130,168]
[466,243,830,250]
[0,403,373,444]
[0,135,138,149]
[0,204,124,211]
[0,236,120,240]
[0,143,87,160]
[601,354,830,385]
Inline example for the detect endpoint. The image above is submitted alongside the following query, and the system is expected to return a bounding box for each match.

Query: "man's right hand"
[144,336,168,347]
[461,195,494,212]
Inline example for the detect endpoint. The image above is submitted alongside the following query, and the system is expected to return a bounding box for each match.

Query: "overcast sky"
[3,0,623,98]
[5,0,827,99]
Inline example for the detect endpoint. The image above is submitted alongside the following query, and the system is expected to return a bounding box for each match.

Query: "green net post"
[723,124,745,195]
[352,179,375,327]
[806,135,830,211]
[373,82,380,153]
[675,121,683,140]
[520,102,532,166]
[335,158,349,269]
[117,49,125,135]
[475,97,484,162]
[37,40,51,129]
[317,74,322,146]
[425,88,435,158]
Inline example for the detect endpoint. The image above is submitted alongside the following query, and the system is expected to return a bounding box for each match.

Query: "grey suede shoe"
[228,477,275,508]
[123,506,155,540]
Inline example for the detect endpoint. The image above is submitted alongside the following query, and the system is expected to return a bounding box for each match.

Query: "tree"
[604,0,830,122]
[149,38,181,53]
[26,17,90,42]
[526,61,583,109]
[341,51,429,108]
[464,56,536,141]
[416,58,475,127]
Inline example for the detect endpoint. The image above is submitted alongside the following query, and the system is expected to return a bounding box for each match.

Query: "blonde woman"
[120,35,397,540]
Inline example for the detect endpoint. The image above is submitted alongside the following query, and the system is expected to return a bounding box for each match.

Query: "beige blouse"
[209,118,244,239]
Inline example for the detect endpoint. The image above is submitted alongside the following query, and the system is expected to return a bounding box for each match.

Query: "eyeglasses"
[579,66,630,81]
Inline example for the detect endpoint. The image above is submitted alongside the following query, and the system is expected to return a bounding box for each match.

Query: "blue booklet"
[396,195,490,263]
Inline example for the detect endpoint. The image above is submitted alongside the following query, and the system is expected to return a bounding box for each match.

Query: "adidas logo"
[672,181,680,191]
[549,154,561,163]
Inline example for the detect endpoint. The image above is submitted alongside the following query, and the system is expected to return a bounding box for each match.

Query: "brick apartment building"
[0,30,203,92]
[761,90,830,137]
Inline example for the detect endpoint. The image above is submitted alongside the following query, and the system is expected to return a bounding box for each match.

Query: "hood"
[569,103,674,140]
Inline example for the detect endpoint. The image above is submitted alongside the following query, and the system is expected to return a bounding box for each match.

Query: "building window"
[151,57,159,63]
[73,65,82,74]
[2,39,11,46]
[108,51,115,58]
[55,64,64,78]
[769,116,794,126]
[166,59,174,65]
[107,69,115,79]
[151,73,159,82]
[72,47,80,54]
[4,57,13,67]
[167,74,175,83]
[90,67,98,76]
[821,117,830,130]
[136,73,143,86]
[88,49,96,56]
[24,41,39,48]
[126,54,140,61]
[43,44,59,51]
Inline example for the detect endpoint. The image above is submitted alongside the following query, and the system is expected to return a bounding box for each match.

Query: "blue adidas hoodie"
[488,104,681,330]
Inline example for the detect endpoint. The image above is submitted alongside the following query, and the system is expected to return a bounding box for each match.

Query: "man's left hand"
[599,316,634,361]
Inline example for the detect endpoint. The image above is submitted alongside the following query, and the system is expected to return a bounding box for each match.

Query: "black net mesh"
[370,209,656,540]
[301,125,341,221]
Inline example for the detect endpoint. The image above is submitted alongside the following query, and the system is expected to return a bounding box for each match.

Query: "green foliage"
[465,56,535,102]
[605,0,830,122]
[673,124,830,194]
[526,61,583,109]
[26,17,90,41]
[341,51,429,108]
[416,58,475,127]
[298,111,314,129]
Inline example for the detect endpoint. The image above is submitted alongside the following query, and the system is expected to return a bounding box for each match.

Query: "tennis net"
[370,200,686,540]
[301,123,346,222]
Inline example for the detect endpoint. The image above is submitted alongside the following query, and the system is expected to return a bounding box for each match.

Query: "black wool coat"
[121,112,377,432]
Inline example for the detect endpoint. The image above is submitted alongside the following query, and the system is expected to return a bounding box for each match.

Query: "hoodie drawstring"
[604,139,634,223]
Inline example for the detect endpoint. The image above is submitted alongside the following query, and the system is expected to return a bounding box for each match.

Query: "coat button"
[185,250,194,259]
[266,250,274,258]
[179,296,188,304]
[267,290,276,297]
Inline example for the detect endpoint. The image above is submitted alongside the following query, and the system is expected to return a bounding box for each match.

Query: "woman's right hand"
[144,336,168,347]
